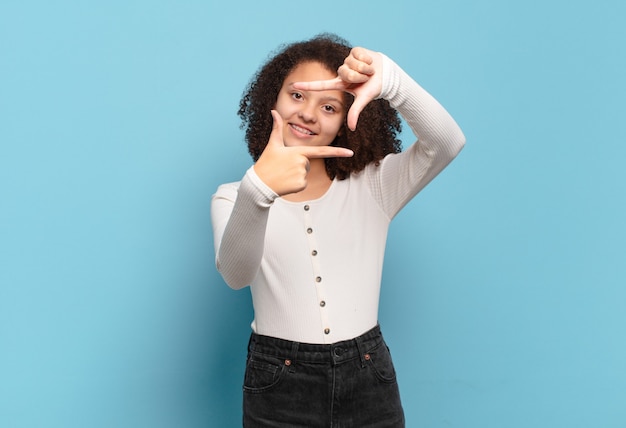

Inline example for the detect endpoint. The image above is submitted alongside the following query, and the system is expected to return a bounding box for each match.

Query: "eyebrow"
[287,83,345,106]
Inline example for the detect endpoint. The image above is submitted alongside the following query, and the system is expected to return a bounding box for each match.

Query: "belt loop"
[354,335,367,368]
[288,341,299,373]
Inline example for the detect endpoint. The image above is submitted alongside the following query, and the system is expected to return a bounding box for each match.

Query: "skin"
[253,47,383,201]
[275,61,346,150]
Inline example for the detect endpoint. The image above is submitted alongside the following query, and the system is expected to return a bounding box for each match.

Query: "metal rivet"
[324,328,330,334]
[307,228,313,234]
[304,205,310,211]
[285,359,291,366]
[315,276,322,283]
[320,301,326,307]
[311,250,318,256]
[364,354,371,361]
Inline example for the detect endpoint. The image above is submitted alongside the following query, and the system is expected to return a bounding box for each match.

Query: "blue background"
[1,0,625,427]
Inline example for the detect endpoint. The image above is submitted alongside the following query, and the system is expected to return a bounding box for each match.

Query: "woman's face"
[274,61,345,148]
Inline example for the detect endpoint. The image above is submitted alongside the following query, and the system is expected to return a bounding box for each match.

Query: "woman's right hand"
[253,110,353,196]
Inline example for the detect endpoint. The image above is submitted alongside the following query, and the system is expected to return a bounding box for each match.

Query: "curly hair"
[238,33,402,180]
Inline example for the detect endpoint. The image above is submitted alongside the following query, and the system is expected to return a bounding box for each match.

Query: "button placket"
[302,203,331,342]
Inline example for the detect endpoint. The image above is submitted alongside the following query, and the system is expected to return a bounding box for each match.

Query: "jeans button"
[333,347,343,357]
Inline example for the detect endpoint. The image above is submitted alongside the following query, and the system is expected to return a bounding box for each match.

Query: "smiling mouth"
[290,123,316,136]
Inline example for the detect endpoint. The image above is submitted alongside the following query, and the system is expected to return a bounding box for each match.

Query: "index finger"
[294,145,354,159]
[292,77,348,92]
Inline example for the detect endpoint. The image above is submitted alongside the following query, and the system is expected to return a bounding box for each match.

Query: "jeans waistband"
[247,324,384,366]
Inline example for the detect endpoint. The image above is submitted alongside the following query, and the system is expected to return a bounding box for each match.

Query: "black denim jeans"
[242,325,405,427]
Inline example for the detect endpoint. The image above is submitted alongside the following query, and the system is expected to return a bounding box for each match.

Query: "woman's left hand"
[293,47,383,131]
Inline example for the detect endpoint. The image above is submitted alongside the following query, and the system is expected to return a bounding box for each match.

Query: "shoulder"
[212,180,241,202]
[361,151,403,176]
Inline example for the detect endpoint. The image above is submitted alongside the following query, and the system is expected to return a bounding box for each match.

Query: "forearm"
[380,54,465,161]
[211,167,278,289]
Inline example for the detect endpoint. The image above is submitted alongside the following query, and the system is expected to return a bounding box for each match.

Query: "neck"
[282,158,332,202]
[307,158,329,179]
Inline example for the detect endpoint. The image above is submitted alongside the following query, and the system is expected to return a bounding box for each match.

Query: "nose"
[298,103,317,123]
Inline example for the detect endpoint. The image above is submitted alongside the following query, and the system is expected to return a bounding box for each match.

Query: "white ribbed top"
[211,55,465,344]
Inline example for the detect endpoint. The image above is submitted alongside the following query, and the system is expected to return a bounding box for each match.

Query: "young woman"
[211,34,465,427]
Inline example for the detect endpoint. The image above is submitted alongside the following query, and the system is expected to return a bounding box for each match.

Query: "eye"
[291,92,303,101]
[322,105,336,113]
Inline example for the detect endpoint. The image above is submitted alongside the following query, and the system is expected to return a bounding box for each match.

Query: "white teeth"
[291,124,315,135]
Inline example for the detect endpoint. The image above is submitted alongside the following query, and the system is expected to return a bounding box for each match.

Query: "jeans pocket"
[366,343,398,384]
[243,353,286,393]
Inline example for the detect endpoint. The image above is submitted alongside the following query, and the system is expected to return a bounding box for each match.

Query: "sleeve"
[210,166,279,289]
[365,54,466,219]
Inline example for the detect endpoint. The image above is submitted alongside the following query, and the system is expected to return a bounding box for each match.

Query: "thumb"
[268,110,285,148]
